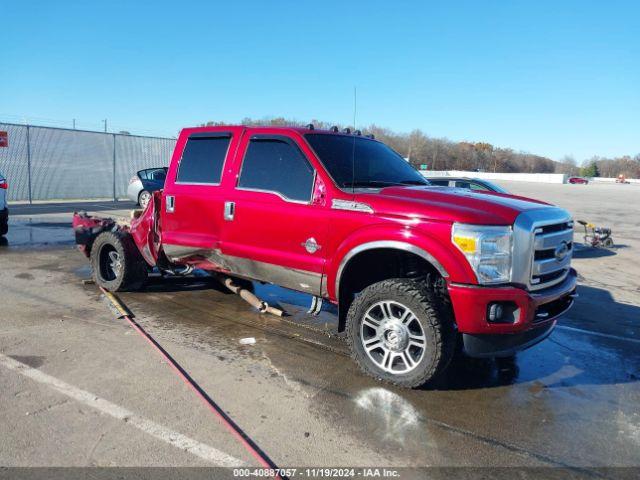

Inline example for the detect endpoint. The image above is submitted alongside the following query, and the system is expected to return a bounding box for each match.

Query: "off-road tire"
[346,278,455,388]
[91,230,148,291]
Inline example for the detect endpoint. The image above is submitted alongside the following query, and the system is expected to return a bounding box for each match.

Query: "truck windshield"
[304,134,428,189]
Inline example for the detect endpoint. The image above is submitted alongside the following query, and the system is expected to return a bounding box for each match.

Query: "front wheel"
[346,279,455,388]
[90,231,148,291]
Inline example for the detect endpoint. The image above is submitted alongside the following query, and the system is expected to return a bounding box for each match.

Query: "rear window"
[177,135,231,184]
[455,181,473,189]
[147,168,167,181]
[428,179,450,186]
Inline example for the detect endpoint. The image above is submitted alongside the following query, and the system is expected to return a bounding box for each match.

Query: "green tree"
[580,161,600,177]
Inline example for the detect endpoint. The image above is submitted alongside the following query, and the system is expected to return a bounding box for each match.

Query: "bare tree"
[199,116,638,177]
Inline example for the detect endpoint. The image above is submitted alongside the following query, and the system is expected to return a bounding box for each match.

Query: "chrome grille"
[530,220,573,289]
[512,209,574,291]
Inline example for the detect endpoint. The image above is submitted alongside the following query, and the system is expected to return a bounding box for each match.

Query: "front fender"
[325,222,476,300]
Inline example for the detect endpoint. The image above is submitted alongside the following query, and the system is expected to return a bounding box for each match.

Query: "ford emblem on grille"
[554,241,569,261]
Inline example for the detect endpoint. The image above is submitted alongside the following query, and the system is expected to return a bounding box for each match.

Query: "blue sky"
[2,0,638,162]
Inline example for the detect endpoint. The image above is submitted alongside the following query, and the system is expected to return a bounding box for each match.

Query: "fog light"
[488,303,504,322]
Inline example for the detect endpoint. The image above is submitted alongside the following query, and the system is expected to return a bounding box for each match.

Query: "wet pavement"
[1,218,73,249]
[1,185,639,471]
[114,274,640,467]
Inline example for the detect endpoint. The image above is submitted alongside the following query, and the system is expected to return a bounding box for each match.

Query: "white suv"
[0,170,7,236]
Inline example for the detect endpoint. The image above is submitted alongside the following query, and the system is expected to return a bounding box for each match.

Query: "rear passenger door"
[220,134,329,295]
[161,129,242,259]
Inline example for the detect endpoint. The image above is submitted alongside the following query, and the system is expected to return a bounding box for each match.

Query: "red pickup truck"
[74,125,577,388]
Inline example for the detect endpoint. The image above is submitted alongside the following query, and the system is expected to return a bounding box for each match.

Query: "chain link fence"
[0,122,176,202]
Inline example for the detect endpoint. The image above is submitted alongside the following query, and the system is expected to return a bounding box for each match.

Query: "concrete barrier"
[421,170,568,184]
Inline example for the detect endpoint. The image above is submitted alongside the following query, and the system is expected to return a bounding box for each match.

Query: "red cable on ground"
[100,287,285,480]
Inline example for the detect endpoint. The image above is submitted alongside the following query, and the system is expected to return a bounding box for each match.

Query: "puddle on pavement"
[115,275,349,368]
[0,218,74,249]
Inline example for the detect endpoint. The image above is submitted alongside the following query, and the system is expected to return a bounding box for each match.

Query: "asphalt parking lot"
[0,183,639,473]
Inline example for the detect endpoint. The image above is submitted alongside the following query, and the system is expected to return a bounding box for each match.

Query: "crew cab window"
[176,135,231,184]
[238,137,315,202]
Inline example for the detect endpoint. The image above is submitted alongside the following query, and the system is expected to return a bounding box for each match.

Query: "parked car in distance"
[0,170,8,236]
[425,176,509,193]
[127,167,168,208]
[568,177,589,185]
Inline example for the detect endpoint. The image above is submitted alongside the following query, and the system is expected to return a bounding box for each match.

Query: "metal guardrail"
[0,122,177,202]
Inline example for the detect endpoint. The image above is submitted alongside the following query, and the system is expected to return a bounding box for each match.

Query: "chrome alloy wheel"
[360,300,427,374]
[139,191,152,209]
[108,251,122,277]
[99,244,122,281]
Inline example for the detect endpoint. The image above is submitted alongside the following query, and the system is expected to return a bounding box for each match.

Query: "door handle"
[224,201,235,221]
[166,195,175,213]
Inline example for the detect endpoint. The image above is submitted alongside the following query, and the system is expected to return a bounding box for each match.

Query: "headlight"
[452,223,513,284]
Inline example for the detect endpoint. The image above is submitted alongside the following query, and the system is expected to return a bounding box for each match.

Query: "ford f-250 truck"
[73,125,577,388]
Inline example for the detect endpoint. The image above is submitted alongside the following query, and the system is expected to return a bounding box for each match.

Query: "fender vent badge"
[302,238,321,254]
[331,199,374,213]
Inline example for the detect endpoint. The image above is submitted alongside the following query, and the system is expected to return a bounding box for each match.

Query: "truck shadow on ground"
[140,275,322,315]
[429,283,640,391]
[143,274,228,293]
[572,243,628,258]
[566,283,640,338]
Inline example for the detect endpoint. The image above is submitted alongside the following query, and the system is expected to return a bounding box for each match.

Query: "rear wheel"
[138,190,152,209]
[346,278,455,388]
[91,231,148,291]
[603,237,614,248]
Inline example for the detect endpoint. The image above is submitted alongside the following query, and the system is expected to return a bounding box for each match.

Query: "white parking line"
[0,353,245,467]
[556,325,640,344]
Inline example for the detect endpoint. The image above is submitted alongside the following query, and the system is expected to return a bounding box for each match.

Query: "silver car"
[424,176,509,193]
[0,170,8,236]
[126,167,168,209]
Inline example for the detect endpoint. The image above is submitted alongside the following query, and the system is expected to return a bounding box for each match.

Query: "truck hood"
[360,186,552,225]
